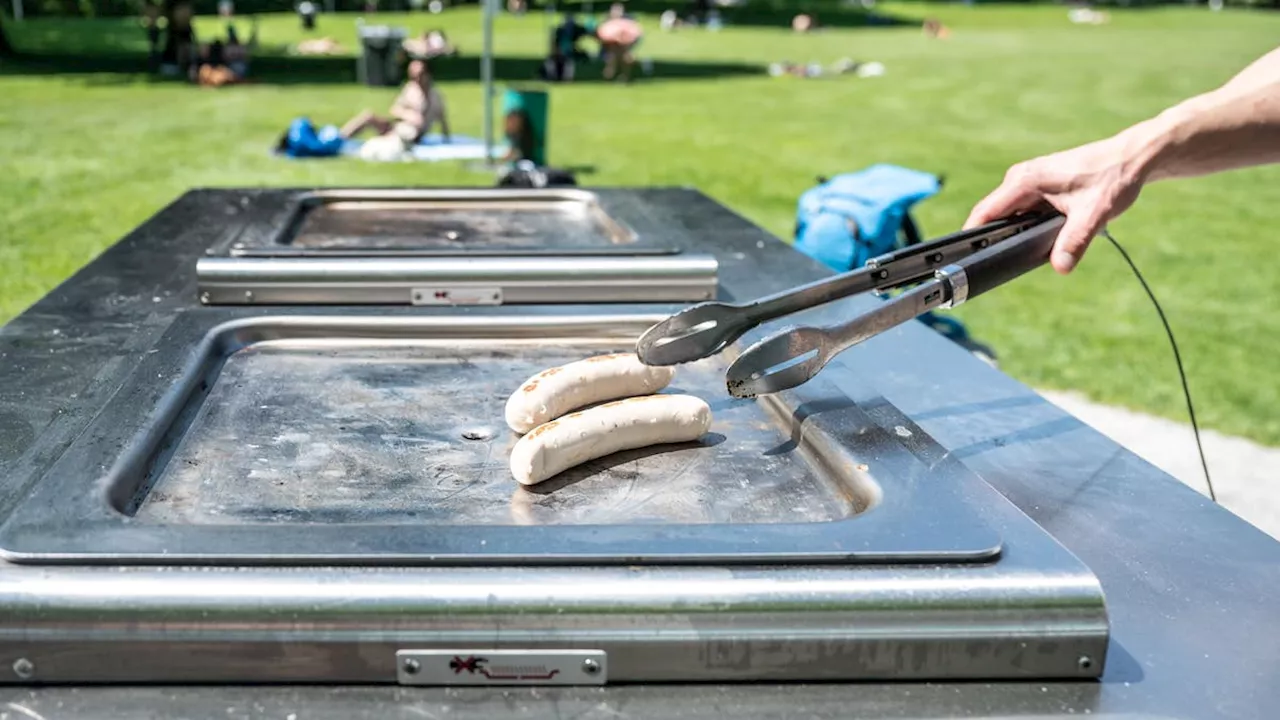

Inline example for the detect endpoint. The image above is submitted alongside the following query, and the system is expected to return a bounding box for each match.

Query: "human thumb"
[1051,207,1104,274]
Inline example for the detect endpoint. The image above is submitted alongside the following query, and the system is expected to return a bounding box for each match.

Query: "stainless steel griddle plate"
[133,345,862,527]
[250,189,637,252]
[0,314,1002,566]
[202,190,710,306]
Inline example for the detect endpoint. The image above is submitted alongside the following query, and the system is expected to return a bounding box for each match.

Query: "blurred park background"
[1,0,1278,447]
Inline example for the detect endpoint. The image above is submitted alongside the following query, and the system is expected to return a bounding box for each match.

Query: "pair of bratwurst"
[504,354,714,485]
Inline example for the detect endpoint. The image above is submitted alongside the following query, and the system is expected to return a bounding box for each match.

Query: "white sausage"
[504,353,675,434]
[510,394,712,486]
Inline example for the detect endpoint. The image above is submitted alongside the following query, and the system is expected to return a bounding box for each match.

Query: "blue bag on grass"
[280,117,345,158]
[794,164,941,271]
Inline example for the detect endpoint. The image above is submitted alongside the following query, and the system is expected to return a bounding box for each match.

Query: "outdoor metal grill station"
[0,189,1276,717]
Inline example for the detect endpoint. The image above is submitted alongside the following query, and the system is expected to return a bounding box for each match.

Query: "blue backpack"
[278,117,345,158]
[794,164,941,271]
[793,165,994,358]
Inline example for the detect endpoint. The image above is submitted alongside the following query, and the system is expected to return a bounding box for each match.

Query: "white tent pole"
[482,0,495,164]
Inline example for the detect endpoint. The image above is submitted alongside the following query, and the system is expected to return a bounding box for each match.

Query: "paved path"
[1041,390,1280,540]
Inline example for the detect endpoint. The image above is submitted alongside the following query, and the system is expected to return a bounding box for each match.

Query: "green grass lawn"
[3,5,1279,445]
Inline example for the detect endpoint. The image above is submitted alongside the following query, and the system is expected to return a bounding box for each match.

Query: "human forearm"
[1123,70,1280,183]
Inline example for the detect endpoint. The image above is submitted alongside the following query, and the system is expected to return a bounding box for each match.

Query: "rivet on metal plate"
[12,658,34,679]
[402,658,422,675]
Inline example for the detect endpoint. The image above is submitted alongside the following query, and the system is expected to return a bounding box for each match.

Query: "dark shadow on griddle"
[1097,641,1144,684]
[520,432,727,495]
[764,396,858,456]
[706,396,754,414]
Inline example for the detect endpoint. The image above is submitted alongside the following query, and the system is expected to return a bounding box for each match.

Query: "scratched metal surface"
[290,202,632,249]
[136,342,863,526]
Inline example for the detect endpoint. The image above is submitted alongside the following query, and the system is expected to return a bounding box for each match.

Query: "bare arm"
[966,46,1280,273]
[1137,47,1280,182]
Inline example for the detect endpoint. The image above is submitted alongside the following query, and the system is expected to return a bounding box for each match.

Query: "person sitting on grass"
[341,60,451,159]
[501,109,537,165]
[542,12,588,82]
[223,18,258,79]
[190,18,257,87]
[596,7,643,82]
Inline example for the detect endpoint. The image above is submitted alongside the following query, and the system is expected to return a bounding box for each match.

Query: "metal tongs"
[636,211,1066,397]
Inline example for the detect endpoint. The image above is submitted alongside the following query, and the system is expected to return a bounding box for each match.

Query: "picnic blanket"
[277,118,493,162]
[342,134,494,162]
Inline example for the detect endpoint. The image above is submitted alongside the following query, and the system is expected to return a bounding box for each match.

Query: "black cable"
[1100,228,1216,502]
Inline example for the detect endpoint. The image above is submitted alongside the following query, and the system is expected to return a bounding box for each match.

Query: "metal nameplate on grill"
[396,649,607,686]
[411,286,503,306]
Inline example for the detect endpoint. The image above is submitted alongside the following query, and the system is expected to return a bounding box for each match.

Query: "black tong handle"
[868,211,1049,271]
[947,213,1066,301]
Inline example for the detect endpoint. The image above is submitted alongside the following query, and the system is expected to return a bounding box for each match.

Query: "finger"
[1051,206,1105,274]
[963,178,1042,230]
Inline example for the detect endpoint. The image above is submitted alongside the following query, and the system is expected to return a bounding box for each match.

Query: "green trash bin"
[501,87,548,166]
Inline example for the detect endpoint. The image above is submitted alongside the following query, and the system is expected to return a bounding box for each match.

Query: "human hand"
[964,135,1150,273]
